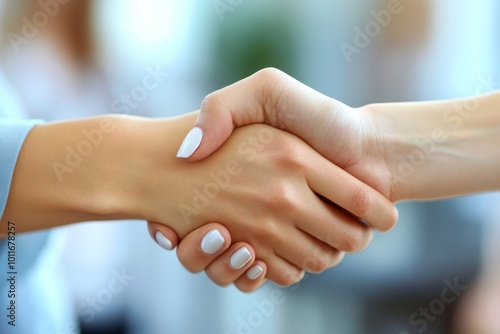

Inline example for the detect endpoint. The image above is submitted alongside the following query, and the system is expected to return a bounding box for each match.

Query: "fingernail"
[201,229,225,254]
[155,231,173,250]
[247,265,264,280]
[230,247,252,269]
[177,127,203,158]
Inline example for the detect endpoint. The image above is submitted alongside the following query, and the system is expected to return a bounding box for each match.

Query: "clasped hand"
[146,68,397,292]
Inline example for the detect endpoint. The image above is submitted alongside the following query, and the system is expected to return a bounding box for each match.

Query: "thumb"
[176,68,283,161]
[176,99,236,161]
[175,68,332,161]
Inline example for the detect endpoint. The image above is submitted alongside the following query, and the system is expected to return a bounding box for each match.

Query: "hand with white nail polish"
[148,222,267,292]
[152,69,499,291]
[0,98,392,289]
[130,110,396,287]
[2,112,305,289]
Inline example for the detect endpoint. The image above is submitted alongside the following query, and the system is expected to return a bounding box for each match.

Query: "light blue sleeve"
[0,119,44,218]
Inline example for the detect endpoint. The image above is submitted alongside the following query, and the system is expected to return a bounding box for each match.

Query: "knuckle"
[305,246,344,273]
[351,185,372,217]
[201,93,224,113]
[244,215,281,245]
[256,67,285,83]
[304,254,329,274]
[384,206,399,231]
[341,228,367,253]
[256,68,292,130]
[265,182,300,212]
[277,269,304,287]
[274,146,305,170]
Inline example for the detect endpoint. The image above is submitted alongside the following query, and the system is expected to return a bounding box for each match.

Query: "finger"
[294,190,374,253]
[264,255,305,288]
[205,242,256,286]
[275,228,346,273]
[304,150,398,231]
[178,72,267,160]
[148,221,179,250]
[234,261,268,293]
[176,77,260,160]
[283,168,374,253]
[178,68,329,161]
[265,208,348,270]
[176,223,232,273]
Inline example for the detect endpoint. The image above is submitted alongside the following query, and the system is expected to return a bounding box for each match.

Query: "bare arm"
[0,111,396,285]
[363,92,500,200]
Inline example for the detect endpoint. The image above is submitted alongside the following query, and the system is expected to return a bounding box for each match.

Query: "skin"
[151,68,500,291]
[0,111,396,288]
[185,68,500,200]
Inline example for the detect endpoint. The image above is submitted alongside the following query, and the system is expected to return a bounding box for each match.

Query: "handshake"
[146,68,398,291]
[3,68,499,292]
[145,68,499,292]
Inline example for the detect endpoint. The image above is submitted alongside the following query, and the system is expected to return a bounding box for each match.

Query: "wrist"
[117,113,200,232]
[361,93,500,201]
[361,102,444,201]
[356,103,407,202]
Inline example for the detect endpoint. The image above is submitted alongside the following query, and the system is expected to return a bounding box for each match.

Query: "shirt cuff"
[0,119,44,218]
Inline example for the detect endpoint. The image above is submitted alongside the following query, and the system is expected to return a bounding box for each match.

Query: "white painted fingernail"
[247,265,264,280]
[155,231,173,250]
[177,127,203,158]
[201,229,225,254]
[230,247,252,269]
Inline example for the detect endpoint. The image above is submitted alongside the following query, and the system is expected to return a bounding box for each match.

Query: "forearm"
[1,116,125,234]
[0,113,198,235]
[365,92,500,201]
